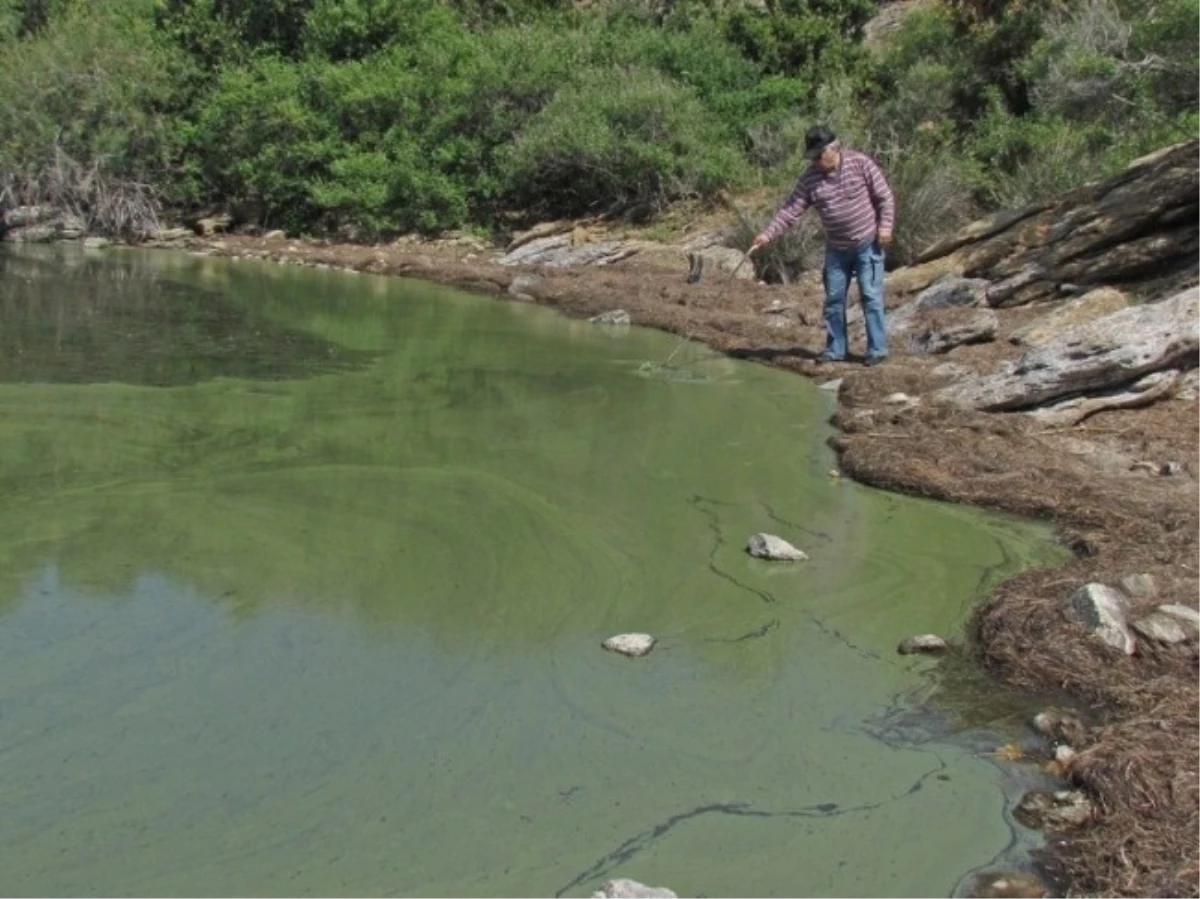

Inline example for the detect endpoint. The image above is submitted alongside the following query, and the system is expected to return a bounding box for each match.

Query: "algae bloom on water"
[0,246,1063,897]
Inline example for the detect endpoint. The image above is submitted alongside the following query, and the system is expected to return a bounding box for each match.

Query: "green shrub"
[873,143,979,265]
[0,0,187,234]
[499,66,742,218]
[193,58,339,230]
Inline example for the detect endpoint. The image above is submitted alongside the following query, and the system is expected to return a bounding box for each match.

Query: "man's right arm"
[751,177,810,253]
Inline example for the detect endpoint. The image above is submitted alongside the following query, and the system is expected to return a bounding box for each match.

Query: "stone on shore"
[1130,613,1188,645]
[1155,603,1200,634]
[745,533,808,561]
[904,307,998,355]
[591,878,678,898]
[602,633,657,658]
[1063,584,1137,655]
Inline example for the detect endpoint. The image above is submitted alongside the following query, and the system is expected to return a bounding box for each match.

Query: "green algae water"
[0,246,1065,897]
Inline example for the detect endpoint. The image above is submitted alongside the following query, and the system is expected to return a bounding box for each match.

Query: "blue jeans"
[822,239,887,360]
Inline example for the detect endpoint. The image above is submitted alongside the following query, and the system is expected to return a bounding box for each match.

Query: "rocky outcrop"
[1009,287,1130,347]
[1,205,87,242]
[935,287,1198,412]
[914,141,1199,306]
[1026,369,1180,427]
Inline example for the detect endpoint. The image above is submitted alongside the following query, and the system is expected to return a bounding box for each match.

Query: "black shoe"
[863,355,886,368]
[816,353,845,364]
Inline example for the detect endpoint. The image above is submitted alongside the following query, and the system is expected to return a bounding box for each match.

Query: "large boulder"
[935,287,1199,412]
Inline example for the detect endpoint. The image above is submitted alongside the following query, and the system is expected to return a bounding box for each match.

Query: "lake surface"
[0,246,1063,897]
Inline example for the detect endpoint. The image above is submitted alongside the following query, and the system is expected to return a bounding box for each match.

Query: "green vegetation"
[0,0,1194,258]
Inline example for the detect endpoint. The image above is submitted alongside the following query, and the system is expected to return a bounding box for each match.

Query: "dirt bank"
[162,222,1197,898]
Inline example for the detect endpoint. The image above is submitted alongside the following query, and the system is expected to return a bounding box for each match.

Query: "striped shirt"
[762,149,895,251]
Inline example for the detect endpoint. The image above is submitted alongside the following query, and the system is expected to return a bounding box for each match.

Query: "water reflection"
[0,246,372,386]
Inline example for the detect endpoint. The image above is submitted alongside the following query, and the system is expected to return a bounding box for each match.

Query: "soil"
[179,227,1198,899]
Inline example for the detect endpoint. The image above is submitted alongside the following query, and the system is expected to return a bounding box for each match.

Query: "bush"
[192,58,339,231]
[966,98,1112,208]
[0,0,187,234]
[499,66,742,218]
[872,143,979,265]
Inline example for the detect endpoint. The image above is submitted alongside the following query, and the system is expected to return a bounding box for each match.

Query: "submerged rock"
[1063,583,1137,655]
[745,533,808,561]
[966,870,1050,898]
[1014,789,1095,830]
[591,878,678,898]
[590,309,631,326]
[508,273,542,300]
[1031,708,1088,746]
[601,633,657,658]
[897,634,947,655]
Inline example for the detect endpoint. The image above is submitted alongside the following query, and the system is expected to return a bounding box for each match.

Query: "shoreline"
[9,228,1199,897]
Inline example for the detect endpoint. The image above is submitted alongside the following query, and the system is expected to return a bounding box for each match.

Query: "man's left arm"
[864,156,896,246]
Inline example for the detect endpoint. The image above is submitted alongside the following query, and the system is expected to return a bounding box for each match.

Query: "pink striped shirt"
[762,149,895,251]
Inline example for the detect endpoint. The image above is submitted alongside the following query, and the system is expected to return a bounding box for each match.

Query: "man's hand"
[877,228,893,247]
[748,234,770,256]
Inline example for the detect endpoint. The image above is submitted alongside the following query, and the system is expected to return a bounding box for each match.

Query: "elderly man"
[750,126,896,366]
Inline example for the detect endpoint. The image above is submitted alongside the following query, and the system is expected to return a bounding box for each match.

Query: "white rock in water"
[897,634,948,654]
[589,309,631,325]
[746,533,808,561]
[591,878,678,898]
[602,633,657,657]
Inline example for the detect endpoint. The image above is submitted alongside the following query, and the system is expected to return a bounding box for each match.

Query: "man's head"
[805,125,840,173]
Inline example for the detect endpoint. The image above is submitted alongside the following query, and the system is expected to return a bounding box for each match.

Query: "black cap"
[805,125,837,159]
